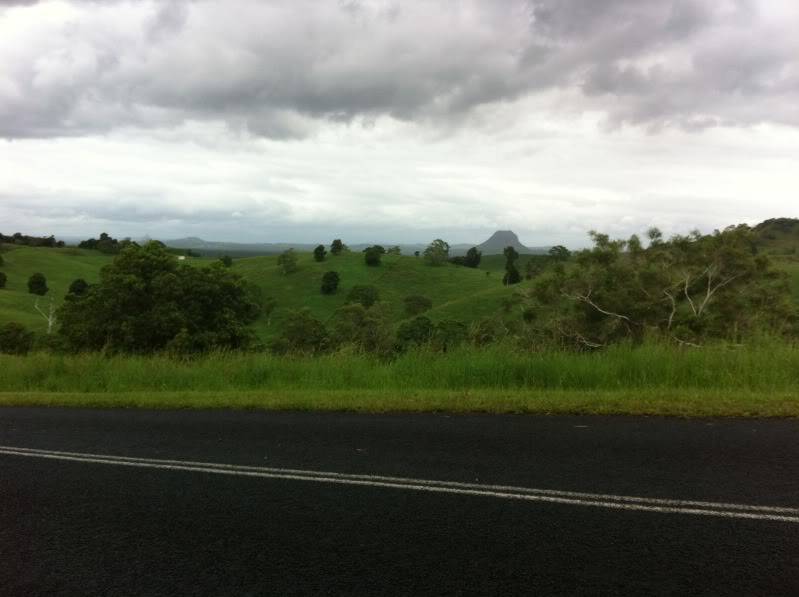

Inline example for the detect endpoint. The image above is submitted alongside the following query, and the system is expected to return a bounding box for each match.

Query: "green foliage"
[330,303,393,354]
[57,242,260,353]
[277,249,299,275]
[330,239,346,255]
[450,246,482,268]
[67,278,89,297]
[403,294,433,316]
[78,232,126,254]
[0,232,63,248]
[346,285,380,308]
[313,245,327,262]
[532,226,797,348]
[396,316,434,349]
[387,246,402,255]
[0,272,6,289]
[271,308,328,354]
[321,271,340,295]
[363,246,382,267]
[502,246,521,286]
[0,254,4,267]
[548,245,571,261]
[424,239,450,266]
[27,272,48,296]
[220,255,233,268]
[431,320,468,352]
[0,322,34,355]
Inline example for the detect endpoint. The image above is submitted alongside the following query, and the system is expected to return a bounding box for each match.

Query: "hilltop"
[476,230,543,255]
[754,218,799,255]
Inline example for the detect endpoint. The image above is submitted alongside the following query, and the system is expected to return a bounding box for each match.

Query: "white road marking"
[1,445,798,523]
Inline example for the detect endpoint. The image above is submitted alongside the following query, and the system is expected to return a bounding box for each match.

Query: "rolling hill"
[0,243,525,338]
[754,218,799,255]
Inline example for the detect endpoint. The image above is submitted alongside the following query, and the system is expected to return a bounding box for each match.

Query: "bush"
[220,255,233,267]
[0,271,6,289]
[330,239,346,256]
[277,249,299,274]
[27,273,48,296]
[272,309,328,354]
[424,239,449,266]
[364,246,382,267]
[396,316,434,349]
[313,245,327,262]
[432,320,468,352]
[321,271,340,295]
[0,253,4,267]
[346,285,379,308]
[0,322,35,355]
[68,278,89,296]
[403,295,432,316]
[330,303,393,355]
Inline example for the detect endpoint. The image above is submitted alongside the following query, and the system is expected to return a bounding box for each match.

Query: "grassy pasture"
[0,245,113,332]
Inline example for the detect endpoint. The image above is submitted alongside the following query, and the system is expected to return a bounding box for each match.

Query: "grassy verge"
[1,388,797,417]
[0,342,798,416]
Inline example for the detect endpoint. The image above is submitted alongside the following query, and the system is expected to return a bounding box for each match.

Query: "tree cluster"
[0,232,63,248]
[58,242,261,353]
[78,232,128,254]
[529,226,797,348]
[450,247,482,268]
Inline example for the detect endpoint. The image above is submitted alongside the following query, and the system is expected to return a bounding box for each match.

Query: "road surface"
[1,407,798,595]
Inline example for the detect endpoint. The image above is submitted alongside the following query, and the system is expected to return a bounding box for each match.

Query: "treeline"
[0,232,64,247]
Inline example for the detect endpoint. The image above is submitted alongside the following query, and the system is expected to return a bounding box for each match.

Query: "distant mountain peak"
[476,230,532,255]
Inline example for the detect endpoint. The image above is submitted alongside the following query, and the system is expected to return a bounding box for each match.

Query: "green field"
[0,245,114,332]
[0,343,797,416]
[0,244,521,338]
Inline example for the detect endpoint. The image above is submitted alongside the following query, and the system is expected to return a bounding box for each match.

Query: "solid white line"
[1,445,797,523]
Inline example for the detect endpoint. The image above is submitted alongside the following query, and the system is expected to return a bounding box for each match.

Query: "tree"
[34,297,57,335]
[431,320,468,352]
[464,247,482,268]
[0,272,6,289]
[0,322,35,355]
[424,239,449,266]
[57,242,261,353]
[396,316,434,349]
[277,249,298,274]
[68,278,89,296]
[403,295,432,316]
[346,285,379,308]
[531,226,797,348]
[27,273,48,296]
[321,271,340,295]
[414,251,420,258]
[313,245,327,262]
[330,303,393,355]
[330,239,346,256]
[502,247,521,286]
[387,246,402,255]
[548,245,571,261]
[364,246,382,267]
[220,255,233,267]
[272,309,328,354]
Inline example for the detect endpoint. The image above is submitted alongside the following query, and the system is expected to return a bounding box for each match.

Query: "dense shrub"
[403,295,432,316]
[277,249,298,274]
[27,273,48,296]
[272,309,328,354]
[0,322,35,355]
[396,316,434,349]
[313,245,327,262]
[68,278,89,296]
[346,285,379,308]
[321,271,340,295]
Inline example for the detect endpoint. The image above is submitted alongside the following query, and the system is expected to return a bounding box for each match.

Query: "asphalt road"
[1,407,798,596]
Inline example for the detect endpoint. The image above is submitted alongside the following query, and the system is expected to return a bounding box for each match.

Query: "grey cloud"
[0,0,797,139]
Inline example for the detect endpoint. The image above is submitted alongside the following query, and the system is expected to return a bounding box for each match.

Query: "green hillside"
[233,251,520,340]
[754,218,799,255]
[0,245,113,333]
[0,244,521,339]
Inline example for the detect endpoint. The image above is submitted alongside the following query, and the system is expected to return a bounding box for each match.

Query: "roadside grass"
[1,342,797,416]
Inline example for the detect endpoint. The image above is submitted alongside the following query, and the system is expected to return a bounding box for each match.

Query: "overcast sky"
[1,0,797,247]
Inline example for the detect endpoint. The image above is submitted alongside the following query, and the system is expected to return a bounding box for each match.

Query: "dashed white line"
[1,445,797,523]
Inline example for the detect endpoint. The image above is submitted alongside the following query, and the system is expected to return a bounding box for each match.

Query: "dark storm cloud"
[0,0,796,139]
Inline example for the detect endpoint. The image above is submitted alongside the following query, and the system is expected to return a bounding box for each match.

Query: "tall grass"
[2,341,798,394]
